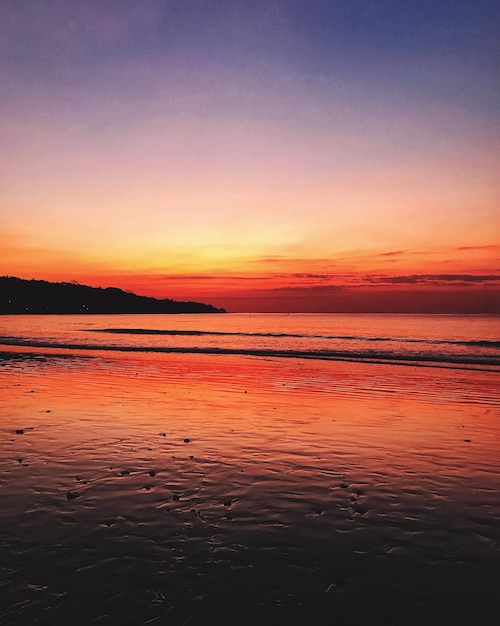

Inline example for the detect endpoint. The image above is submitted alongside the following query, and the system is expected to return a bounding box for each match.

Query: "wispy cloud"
[371,274,500,285]
[377,250,406,257]
[456,245,500,251]
[290,273,336,280]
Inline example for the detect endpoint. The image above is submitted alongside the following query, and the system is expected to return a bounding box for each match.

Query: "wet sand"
[1,349,499,625]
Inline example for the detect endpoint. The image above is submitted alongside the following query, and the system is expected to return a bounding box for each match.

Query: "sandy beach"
[1,348,499,625]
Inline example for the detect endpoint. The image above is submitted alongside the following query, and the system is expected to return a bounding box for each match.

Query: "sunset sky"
[1,0,499,312]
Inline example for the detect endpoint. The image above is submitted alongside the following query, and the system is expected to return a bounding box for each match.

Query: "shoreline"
[1,343,498,373]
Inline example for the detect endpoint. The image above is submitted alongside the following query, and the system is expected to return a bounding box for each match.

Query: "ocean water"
[1,314,499,625]
[0,313,499,368]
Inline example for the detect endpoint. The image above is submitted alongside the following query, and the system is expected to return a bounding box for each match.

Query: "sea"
[0,312,499,369]
[1,314,499,625]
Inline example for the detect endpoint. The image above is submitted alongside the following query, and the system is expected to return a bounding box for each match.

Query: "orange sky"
[1,2,499,312]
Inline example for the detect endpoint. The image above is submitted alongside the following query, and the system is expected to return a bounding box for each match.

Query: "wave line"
[89,328,500,348]
[1,338,499,370]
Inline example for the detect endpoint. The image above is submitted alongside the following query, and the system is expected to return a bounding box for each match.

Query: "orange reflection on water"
[1,349,500,625]
[2,349,499,479]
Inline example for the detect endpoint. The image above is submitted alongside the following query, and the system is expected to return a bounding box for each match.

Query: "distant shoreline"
[0,276,227,315]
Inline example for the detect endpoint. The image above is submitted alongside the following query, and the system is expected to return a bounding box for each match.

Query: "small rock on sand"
[15,429,24,435]
[183,438,190,443]
[66,491,80,501]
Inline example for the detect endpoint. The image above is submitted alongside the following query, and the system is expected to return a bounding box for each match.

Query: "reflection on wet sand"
[1,351,499,625]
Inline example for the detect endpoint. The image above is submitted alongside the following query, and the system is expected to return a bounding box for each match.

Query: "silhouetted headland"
[0,277,227,314]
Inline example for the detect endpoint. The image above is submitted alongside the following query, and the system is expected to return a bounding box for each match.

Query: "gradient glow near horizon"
[1,0,499,312]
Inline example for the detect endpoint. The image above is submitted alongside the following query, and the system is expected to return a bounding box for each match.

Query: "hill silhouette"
[0,277,226,314]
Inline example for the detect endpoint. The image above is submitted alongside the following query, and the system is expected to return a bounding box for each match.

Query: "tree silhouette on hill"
[0,277,226,314]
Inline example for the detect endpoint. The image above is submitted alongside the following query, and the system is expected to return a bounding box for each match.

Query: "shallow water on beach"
[1,347,499,625]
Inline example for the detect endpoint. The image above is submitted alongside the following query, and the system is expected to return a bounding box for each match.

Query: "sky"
[1,0,499,312]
